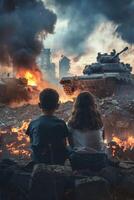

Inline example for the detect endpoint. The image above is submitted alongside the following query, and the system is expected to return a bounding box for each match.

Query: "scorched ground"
[1,95,134,162]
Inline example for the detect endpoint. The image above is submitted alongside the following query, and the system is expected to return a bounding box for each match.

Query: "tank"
[0,77,38,104]
[60,47,134,97]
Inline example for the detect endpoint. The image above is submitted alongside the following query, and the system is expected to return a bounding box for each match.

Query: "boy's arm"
[102,128,105,141]
[26,122,31,136]
[63,122,73,147]
[67,128,74,148]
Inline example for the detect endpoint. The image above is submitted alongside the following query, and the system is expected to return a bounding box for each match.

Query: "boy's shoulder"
[28,117,41,129]
[52,116,66,124]
[30,115,66,126]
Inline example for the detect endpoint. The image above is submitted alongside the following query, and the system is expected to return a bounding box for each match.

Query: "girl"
[68,92,107,171]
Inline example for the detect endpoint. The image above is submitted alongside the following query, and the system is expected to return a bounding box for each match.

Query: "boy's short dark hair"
[39,88,59,110]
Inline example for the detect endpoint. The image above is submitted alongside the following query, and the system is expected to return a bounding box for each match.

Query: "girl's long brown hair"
[68,92,103,131]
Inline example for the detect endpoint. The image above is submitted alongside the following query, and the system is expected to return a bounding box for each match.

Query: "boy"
[26,88,69,165]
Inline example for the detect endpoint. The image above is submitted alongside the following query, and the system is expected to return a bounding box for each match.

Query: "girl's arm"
[102,128,105,140]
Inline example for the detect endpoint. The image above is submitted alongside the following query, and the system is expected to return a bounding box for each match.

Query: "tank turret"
[97,47,128,64]
[60,47,134,98]
[83,47,130,75]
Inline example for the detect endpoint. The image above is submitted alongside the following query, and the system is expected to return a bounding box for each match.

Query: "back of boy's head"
[39,88,59,111]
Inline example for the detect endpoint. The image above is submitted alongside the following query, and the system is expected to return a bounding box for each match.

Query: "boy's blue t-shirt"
[26,115,69,164]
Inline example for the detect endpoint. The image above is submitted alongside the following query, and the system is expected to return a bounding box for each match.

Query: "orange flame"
[3,121,31,158]
[112,135,134,151]
[16,69,38,87]
[110,135,134,157]
[24,71,37,86]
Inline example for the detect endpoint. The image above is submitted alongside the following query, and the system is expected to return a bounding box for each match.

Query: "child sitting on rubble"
[68,91,108,171]
[26,88,69,165]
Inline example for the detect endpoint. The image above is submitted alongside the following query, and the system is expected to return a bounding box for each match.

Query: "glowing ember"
[112,135,134,151]
[59,89,79,103]
[0,121,31,159]
[11,121,30,143]
[109,135,134,158]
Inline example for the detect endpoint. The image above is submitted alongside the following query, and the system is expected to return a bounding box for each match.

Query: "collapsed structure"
[39,48,56,81]
[59,55,71,78]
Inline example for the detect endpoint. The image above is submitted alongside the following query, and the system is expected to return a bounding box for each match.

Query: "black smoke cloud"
[0,0,57,68]
[47,0,134,55]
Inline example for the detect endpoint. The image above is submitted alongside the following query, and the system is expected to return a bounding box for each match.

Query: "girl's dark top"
[26,115,69,164]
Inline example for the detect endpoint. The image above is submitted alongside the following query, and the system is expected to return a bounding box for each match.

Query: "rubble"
[1,95,134,161]
[1,160,134,200]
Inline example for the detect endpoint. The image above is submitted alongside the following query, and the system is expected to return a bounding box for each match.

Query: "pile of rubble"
[1,159,134,200]
[0,95,134,161]
[1,96,134,131]
[99,97,134,138]
[0,96,134,199]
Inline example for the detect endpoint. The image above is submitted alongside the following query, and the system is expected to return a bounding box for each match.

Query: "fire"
[112,135,134,151]
[1,119,134,161]
[16,69,38,87]
[59,89,79,103]
[109,135,134,158]
[24,71,37,86]
[0,121,31,159]
[16,68,52,92]
[11,121,30,143]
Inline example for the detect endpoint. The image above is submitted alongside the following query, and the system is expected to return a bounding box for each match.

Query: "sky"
[43,0,134,74]
[0,0,134,74]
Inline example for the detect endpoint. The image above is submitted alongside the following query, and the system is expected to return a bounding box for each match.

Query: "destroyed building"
[0,65,15,79]
[59,55,70,78]
[39,48,56,81]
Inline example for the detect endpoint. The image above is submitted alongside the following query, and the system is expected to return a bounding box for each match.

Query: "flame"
[16,69,38,87]
[24,71,37,86]
[112,135,134,151]
[1,120,134,161]
[0,121,31,158]
[109,135,134,157]
[16,68,53,92]
[59,88,79,103]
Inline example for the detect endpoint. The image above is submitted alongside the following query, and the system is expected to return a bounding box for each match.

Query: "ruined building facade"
[0,65,15,79]
[39,48,56,81]
[59,56,70,78]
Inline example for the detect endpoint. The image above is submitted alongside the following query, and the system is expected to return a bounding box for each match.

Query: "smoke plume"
[46,0,134,56]
[0,0,57,69]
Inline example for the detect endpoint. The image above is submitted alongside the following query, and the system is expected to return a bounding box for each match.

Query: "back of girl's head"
[68,92,103,131]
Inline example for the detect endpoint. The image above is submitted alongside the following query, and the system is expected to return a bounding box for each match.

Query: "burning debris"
[0,0,133,168]
[0,0,57,105]
[0,120,31,161]
[1,95,134,161]
[0,76,38,105]
[109,136,134,160]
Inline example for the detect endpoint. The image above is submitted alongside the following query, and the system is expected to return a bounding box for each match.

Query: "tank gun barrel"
[113,47,128,59]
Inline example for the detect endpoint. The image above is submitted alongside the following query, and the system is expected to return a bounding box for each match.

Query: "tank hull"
[60,73,134,98]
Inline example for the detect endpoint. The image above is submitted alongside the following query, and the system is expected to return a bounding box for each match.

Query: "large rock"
[117,168,134,199]
[0,159,31,200]
[29,164,73,200]
[75,176,112,200]
[99,165,134,200]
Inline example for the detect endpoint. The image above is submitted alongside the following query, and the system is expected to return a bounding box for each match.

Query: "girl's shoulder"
[67,125,104,132]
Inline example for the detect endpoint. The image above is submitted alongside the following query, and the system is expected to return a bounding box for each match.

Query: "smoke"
[46,0,134,56]
[0,0,57,69]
